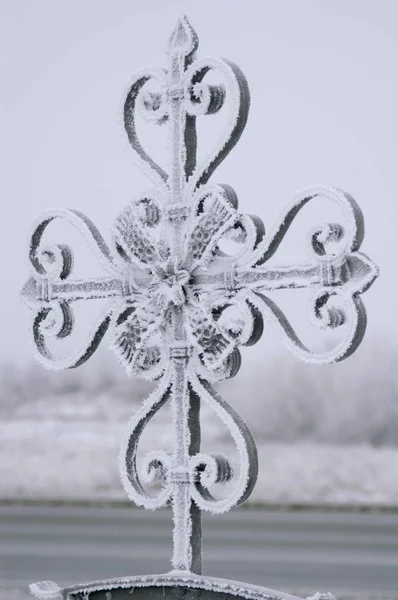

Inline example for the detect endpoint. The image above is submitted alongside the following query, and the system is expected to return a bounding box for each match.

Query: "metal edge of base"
[29,573,336,600]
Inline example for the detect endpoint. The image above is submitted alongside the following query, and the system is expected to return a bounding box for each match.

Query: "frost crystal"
[22,13,378,600]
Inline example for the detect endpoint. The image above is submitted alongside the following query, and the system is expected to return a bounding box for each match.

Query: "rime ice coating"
[24,13,376,599]
[31,574,322,600]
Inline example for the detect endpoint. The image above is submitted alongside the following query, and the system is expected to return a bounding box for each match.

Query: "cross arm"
[193,264,319,291]
[192,252,378,295]
[22,275,140,305]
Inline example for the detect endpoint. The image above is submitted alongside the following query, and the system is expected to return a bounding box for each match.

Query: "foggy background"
[1,0,398,503]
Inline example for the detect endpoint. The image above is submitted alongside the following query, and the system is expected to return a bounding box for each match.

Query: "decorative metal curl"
[23,14,377,596]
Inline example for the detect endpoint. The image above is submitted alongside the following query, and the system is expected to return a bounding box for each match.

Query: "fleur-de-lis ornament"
[25,15,378,600]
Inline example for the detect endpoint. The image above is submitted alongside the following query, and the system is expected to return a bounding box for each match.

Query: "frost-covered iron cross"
[23,15,377,587]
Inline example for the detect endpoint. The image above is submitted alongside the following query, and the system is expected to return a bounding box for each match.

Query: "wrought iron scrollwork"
[23,14,378,583]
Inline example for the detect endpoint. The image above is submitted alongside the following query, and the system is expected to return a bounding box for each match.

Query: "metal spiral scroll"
[120,364,258,514]
[22,14,378,580]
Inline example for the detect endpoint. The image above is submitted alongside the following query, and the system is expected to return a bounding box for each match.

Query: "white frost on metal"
[30,581,62,600]
[23,13,377,599]
[306,594,337,600]
[31,574,306,600]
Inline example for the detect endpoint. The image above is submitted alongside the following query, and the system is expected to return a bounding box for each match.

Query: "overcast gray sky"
[0,0,395,368]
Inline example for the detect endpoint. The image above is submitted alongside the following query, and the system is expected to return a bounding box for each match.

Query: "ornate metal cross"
[23,15,378,600]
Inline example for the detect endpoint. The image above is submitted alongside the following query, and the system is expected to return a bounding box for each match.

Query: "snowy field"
[1,353,398,507]
[1,418,398,506]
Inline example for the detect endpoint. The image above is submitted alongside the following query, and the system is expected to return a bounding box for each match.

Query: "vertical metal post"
[168,20,201,573]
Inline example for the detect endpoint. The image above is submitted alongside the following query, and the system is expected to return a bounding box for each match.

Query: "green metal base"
[30,573,320,600]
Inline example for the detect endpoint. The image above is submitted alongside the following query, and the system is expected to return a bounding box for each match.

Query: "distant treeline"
[1,338,397,447]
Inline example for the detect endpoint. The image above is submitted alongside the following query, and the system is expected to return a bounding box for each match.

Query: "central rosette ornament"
[150,261,190,309]
[111,184,251,381]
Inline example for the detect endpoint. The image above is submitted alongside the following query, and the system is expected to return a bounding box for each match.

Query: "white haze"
[0,1,397,455]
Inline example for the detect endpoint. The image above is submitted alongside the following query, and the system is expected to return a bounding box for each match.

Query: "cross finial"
[168,15,198,57]
[24,16,377,600]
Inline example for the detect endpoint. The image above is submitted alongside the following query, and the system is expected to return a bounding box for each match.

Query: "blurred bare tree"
[1,337,397,446]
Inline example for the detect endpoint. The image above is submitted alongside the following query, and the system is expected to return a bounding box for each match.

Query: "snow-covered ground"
[2,351,398,507]
[1,418,398,507]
